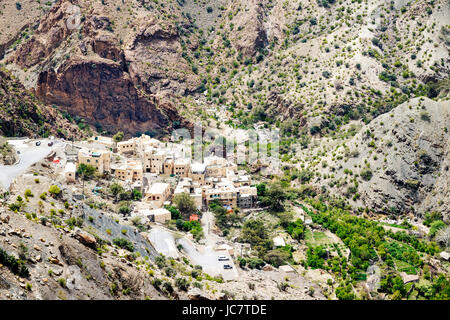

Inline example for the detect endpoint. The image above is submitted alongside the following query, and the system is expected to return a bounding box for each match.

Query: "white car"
[218,255,229,261]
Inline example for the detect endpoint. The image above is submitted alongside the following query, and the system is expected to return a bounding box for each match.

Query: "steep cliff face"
[3,0,194,136]
[125,18,200,97]
[36,58,170,134]
[0,67,81,138]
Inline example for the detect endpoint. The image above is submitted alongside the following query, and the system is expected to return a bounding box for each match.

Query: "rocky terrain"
[1,0,196,136]
[0,152,324,300]
[1,0,448,136]
[0,67,82,138]
[0,0,449,301]
[0,137,17,165]
[308,97,450,221]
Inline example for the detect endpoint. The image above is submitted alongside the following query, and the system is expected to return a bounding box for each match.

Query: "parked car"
[35,141,41,146]
[48,142,54,147]
[223,264,233,269]
[218,256,229,261]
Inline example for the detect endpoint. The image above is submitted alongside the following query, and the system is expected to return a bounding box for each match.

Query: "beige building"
[78,149,111,174]
[111,160,143,182]
[145,183,171,208]
[205,181,238,208]
[143,148,155,173]
[135,135,160,157]
[206,165,227,178]
[216,244,235,256]
[147,208,172,224]
[94,136,114,149]
[117,139,136,154]
[237,186,258,208]
[64,162,76,183]
[190,189,203,211]
[149,151,167,174]
[190,163,206,186]
[132,203,171,224]
[232,175,251,187]
[174,158,190,177]
[163,158,174,176]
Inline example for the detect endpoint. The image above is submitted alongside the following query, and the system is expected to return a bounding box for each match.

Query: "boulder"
[400,272,419,284]
[439,251,450,261]
[73,228,97,249]
[263,265,274,271]
[0,215,10,224]
[187,288,210,300]
[48,257,63,266]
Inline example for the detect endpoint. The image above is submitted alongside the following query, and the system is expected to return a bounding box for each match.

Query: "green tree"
[264,248,291,267]
[109,182,124,202]
[113,131,124,151]
[77,163,97,195]
[48,185,61,197]
[256,183,267,197]
[113,131,124,143]
[241,220,273,256]
[165,205,182,220]
[132,189,143,201]
[173,193,196,217]
[429,220,446,238]
[260,183,287,212]
[112,238,134,252]
[77,163,96,180]
[175,277,190,291]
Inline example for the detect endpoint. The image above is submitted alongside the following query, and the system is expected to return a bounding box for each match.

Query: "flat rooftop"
[191,162,206,173]
[147,182,170,194]
[174,158,190,165]
[64,162,76,172]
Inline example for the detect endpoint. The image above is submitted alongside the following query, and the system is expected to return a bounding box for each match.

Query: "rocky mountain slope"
[1,0,448,136]
[0,67,82,138]
[1,0,196,136]
[0,137,17,165]
[308,97,449,220]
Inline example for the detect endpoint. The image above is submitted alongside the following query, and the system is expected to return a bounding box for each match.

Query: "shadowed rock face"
[36,58,169,134]
[5,1,190,136]
[0,68,82,138]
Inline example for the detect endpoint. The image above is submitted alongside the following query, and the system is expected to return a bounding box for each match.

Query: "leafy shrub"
[175,277,190,291]
[360,168,373,181]
[113,238,134,252]
[48,185,61,197]
[0,248,30,277]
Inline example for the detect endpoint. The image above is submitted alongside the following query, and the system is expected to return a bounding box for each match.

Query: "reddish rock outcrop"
[8,1,191,136]
[36,58,170,134]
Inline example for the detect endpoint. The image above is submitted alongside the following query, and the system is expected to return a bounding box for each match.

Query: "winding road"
[0,139,62,190]
[147,222,238,281]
